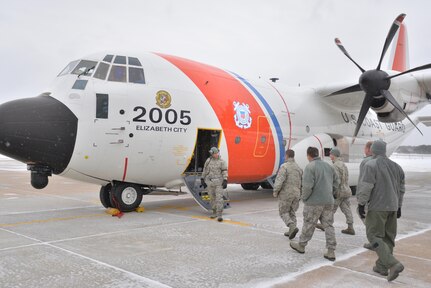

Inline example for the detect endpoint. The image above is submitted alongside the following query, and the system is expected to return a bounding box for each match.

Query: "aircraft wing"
[417,116,431,127]
[315,82,365,113]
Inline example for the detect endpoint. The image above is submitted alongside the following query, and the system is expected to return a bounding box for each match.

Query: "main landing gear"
[99,182,149,212]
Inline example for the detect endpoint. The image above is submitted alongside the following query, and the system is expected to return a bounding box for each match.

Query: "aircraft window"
[72,79,88,90]
[114,55,127,64]
[94,62,110,80]
[103,54,114,62]
[128,57,142,66]
[108,65,127,82]
[58,60,79,76]
[96,94,109,119]
[129,67,145,84]
[71,60,98,76]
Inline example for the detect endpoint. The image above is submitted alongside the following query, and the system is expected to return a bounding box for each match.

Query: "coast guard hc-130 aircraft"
[0,14,430,212]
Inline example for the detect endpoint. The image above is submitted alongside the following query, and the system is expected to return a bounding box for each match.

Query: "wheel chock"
[105,207,122,217]
[135,206,145,213]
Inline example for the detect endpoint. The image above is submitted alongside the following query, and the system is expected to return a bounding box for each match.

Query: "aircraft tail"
[388,23,409,72]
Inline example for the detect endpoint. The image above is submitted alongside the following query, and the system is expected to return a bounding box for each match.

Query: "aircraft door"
[182,129,229,210]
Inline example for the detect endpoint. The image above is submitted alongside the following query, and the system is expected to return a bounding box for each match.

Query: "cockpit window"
[128,57,142,66]
[103,54,114,63]
[71,60,98,76]
[58,60,79,77]
[129,67,145,84]
[114,55,127,65]
[108,65,127,82]
[94,62,110,80]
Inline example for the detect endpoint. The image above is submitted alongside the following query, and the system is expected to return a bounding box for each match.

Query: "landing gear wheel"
[99,183,113,208]
[241,183,260,190]
[111,183,143,212]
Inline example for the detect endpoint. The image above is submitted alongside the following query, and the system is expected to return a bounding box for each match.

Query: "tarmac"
[0,166,430,287]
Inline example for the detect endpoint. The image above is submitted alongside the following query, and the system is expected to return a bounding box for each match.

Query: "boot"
[290,241,305,254]
[363,243,373,250]
[209,210,217,219]
[324,249,336,261]
[288,224,299,240]
[284,231,290,237]
[315,223,324,231]
[387,262,404,282]
[373,266,388,276]
[341,224,355,235]
[217,217,223,222]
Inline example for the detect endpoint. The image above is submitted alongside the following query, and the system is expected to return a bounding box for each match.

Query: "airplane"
[0,14,430,212]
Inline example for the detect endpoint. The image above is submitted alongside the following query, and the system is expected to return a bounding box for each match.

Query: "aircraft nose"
[0,95,78,175]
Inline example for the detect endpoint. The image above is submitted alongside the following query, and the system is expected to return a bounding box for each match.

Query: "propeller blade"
[387,63,431,80]
[335,38,365,73]
[377,13,406,70]
[353,94,374,138]
[324,84,362,97]
[380,89,423,135]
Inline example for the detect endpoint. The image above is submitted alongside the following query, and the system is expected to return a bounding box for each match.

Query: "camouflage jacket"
[202,157,228,185]
[332,158,352,198]
[273,158,303,200]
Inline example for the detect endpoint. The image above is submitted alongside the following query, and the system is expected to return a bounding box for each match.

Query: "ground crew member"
[273,149,303,239]
[357,140,405,282]
[290,146,340,261]
[201,147,228,222]
[330,147,355,235]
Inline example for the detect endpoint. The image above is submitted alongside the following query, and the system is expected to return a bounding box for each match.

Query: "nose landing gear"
[99,182,144,212]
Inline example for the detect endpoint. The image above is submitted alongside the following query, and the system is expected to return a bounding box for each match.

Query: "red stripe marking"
[392,23,407,72]
[156,53,276,182]
[122,157,128,181]
[268,82,292,149]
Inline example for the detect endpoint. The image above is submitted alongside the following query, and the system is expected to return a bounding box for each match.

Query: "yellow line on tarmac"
[0,214,105,228]
[191,215,252,227]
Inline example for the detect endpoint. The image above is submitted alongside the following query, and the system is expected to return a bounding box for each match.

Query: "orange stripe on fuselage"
[156,54,275,183]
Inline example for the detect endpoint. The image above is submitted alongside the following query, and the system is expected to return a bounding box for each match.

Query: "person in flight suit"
[273,149,303,239]
[201,147,228,222]
[357,140,405,282]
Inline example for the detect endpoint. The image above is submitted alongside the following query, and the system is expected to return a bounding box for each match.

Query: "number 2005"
[132,106,192,125]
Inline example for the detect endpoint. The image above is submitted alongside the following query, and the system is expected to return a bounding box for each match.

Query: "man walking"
[357,140,405,281]
[273,149,303,239]
[330,147,355,235]
[201,147,228,222]
[290,147,340,261]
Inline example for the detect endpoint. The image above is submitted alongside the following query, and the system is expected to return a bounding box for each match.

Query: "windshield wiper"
[77,66,95,78]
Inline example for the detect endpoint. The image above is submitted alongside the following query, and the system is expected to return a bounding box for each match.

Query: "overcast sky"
[1,0,431,145]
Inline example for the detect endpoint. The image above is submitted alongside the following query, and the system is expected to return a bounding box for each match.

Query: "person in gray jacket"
[360,140,374,250]
[273,149,303,239]
[290,146,340,261]
[357,140,405,282]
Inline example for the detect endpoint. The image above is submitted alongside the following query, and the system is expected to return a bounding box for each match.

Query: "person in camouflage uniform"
[330,147,355,235]
[273,149,303,239]
[290,146,340,261]
[201,147,228,222]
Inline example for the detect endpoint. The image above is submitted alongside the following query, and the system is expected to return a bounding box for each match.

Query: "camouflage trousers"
[208,183,224,217]
[278,197,300,228]
[299,204,337,250]
[333,196,354,224]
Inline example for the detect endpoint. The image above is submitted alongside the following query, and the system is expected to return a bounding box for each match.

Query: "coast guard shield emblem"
[233,101,252,129]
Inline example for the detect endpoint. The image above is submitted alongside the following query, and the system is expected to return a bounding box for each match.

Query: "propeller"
[328,13,429,138]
